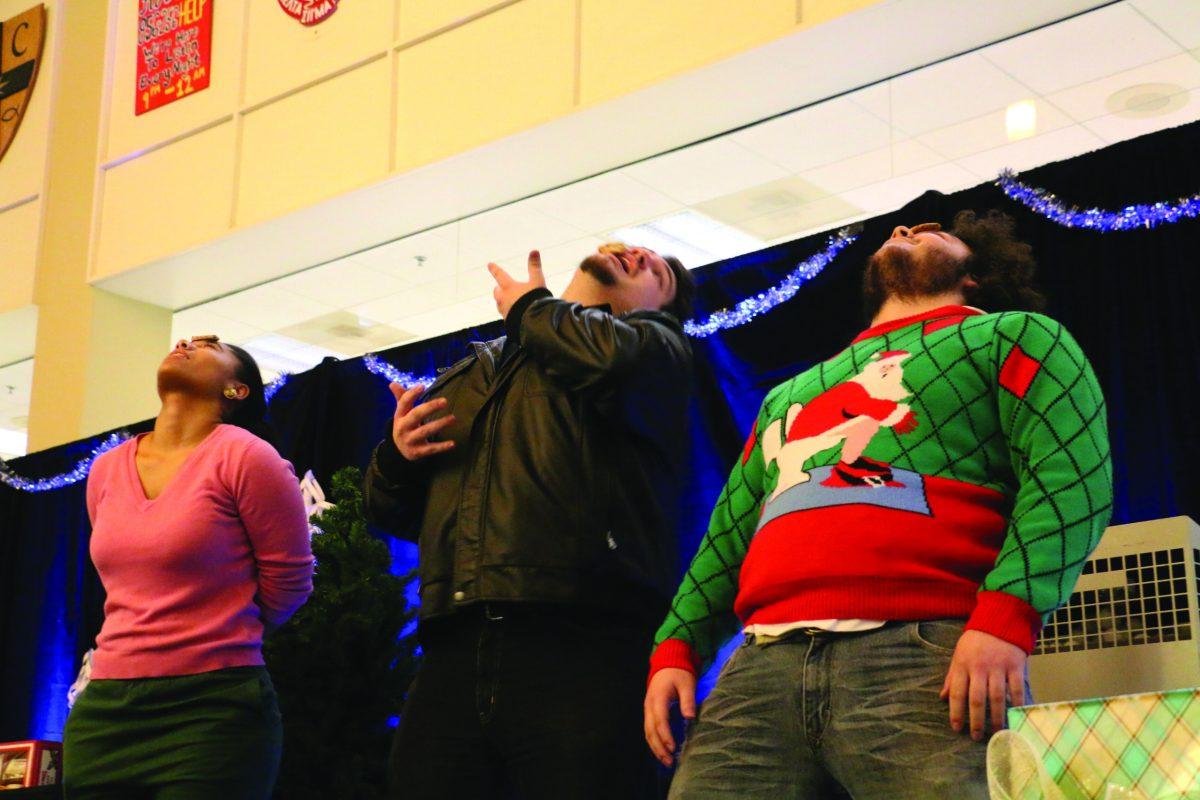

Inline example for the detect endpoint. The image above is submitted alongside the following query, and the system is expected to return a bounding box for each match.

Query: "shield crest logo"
[0,4,45,165]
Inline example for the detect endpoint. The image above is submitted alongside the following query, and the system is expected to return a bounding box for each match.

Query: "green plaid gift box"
[1007,688,1200,798]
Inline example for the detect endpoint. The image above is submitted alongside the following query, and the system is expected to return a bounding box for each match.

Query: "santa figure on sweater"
[762,350,919,499]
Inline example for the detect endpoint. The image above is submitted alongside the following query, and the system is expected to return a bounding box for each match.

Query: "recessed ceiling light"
[1005,100,1037,141]
[1105,83,1187,119]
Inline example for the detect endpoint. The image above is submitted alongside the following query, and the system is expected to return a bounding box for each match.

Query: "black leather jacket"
[363,290,694,625]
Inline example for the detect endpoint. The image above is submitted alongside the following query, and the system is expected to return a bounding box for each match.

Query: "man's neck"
[870,292,968,328]
[562,274,623,314]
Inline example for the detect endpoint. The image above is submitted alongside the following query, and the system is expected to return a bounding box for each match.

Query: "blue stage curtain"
[2,119,1199,741]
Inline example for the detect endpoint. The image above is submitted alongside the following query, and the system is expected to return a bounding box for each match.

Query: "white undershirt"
[744,619,887,636]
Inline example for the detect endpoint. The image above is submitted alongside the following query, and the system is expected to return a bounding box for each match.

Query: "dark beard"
[579,253,617,286]
[864,244,966,303]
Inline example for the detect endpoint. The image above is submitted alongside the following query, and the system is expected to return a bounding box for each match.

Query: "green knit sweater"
[650,306,1113,677]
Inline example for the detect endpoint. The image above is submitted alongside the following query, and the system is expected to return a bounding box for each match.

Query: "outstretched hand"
[488,250,547,320]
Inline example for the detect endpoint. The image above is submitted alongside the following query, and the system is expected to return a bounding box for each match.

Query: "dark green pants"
[62,666,282,800]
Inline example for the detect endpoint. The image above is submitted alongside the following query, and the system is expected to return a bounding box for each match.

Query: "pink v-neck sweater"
[86,424,314,679]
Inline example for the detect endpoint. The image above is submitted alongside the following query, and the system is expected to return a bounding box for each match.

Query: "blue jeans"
[670,620,1012,799]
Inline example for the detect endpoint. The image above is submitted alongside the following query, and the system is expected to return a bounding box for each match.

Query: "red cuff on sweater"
[648,638,701,684]
[965,590,1043,653]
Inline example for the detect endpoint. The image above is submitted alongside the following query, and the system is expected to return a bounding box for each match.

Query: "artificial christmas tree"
[265,467,418,799]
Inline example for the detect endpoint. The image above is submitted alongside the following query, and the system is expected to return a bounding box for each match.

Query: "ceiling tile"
[731,96,892,173]
[799,147,892,195]
[1131,0,1200,50]
[171,306,267,346]
[1045,53,1200,122]
[955,125,1106,179]
[917,99,1074,161]
[839,163,982,216]
[277,311,416,356]
[394,302,495,342]
[526,171,681,234]
[456,201,588,269]
[891,138,947,175]
[348,276,459,324]
[983,4,1181,95]
[201,285,338,333]
[460,296,503,326]
[456,265,502,300]
[1082,85,1200,143]
[888,53,1034,136]
[735,195,865,243]
[846,83,891,124]
[274,258,410,308]
[623,139,790,206]
[694,176,831,225]
[345,224,460,285]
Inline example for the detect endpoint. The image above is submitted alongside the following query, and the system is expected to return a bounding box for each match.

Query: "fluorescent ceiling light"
[241,334,343,377]
[609,210,764,268]
[0,428,27,459]
[1005,100,1038,141]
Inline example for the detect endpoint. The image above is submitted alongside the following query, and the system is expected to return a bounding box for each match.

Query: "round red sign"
[277,0,340,26]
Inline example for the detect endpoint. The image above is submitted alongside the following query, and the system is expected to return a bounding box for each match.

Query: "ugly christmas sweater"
[650,306,1113,678]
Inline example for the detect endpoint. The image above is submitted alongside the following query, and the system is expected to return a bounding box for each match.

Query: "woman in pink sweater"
[63,335,314,800]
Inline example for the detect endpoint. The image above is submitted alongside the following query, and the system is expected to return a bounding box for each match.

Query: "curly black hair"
[950,209,1046,314]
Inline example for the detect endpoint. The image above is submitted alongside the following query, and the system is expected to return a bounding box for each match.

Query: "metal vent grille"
[1034,548,1192,655]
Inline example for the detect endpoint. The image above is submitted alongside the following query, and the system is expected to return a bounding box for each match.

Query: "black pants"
[389,603,662,800]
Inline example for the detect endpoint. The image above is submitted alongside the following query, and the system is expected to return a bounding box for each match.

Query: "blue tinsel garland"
[0,433,130,493]
[996,169,1200,230]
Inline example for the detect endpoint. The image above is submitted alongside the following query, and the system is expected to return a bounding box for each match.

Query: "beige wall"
[90,0,880,283]
[13,0,881,449]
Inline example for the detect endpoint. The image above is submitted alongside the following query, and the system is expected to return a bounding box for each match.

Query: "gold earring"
[223,387,238,399]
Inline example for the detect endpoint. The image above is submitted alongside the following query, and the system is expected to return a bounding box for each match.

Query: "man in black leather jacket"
[364,243,695,800]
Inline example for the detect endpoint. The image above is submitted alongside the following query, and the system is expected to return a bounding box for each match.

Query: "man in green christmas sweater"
[644,211,1113,799]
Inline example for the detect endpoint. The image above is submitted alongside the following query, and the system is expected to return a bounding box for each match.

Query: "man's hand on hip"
[390,383,456,461]
[489,250,547,319]
[940,628,1028,741]
[644,667,697,768]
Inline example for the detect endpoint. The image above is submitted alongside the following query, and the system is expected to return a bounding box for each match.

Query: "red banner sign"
[135,0,213,116]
